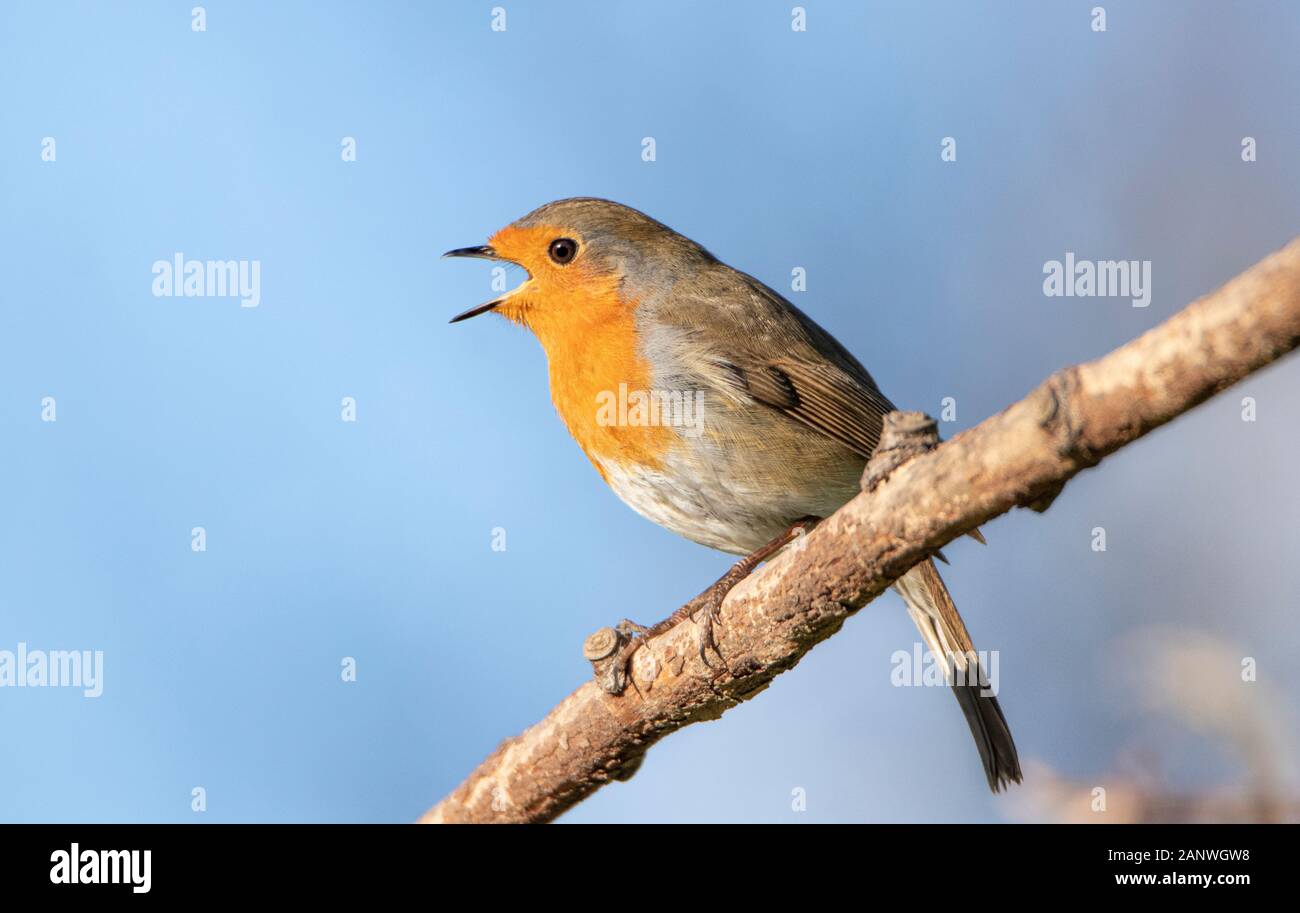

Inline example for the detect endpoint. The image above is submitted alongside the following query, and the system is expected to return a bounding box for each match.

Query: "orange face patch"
[488,223,675,474]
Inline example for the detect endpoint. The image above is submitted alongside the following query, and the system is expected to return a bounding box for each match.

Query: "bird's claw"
[690,598,728,671]
[616,618,649,638]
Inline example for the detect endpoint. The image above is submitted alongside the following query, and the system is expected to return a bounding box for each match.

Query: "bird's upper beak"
[443,245,499,262]
[444,245,508,323]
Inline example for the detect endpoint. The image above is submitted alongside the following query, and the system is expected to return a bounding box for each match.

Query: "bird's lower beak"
[447,297,503,323]
[443,245,506,323]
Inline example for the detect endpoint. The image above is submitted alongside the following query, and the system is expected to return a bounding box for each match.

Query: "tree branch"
[420,238,1300,824]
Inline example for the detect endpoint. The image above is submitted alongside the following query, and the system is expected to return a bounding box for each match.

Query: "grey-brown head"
[442,197,716,324]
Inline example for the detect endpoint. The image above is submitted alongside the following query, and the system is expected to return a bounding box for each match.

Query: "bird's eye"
[548,238,578,265]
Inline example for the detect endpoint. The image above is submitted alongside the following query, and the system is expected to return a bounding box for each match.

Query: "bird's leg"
[613,517,821,688]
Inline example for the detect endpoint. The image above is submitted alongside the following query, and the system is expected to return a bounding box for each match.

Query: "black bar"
[0,824,1278,897]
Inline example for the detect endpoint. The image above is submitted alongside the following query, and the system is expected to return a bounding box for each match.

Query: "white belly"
[595,449,861,555]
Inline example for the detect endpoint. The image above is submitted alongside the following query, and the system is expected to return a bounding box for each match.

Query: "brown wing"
[655,267,896,459]
[728,356,987,545]
[655,265,987,542]
[723,356,895,459]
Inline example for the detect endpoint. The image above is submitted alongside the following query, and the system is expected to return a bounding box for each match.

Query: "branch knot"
[584,626,631,694]
[861,411,941,493]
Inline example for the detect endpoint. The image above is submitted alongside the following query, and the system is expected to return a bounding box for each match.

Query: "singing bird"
[446,198,1021,791]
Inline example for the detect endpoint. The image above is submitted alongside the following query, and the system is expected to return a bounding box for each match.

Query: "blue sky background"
[1,1,1298,823]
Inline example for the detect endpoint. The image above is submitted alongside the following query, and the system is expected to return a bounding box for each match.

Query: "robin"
[446,198,1021,792]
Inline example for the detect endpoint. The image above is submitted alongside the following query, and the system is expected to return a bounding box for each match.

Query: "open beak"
[443,245,506,323]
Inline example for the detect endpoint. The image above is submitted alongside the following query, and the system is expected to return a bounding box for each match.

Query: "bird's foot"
[591,517,822,695]
[681,581,730,670]
[593,593,728,696]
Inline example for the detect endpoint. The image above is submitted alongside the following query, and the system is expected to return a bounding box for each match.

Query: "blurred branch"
[1009,760,1300,824]
[1009,628,1300,823]
[421,238,1300,824]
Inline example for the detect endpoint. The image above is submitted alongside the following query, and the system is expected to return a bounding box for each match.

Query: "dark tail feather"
[951,672,1022,792]
[894,561,1022,793]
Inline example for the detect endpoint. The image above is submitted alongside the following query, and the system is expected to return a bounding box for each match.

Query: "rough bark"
[421,238,1300,824]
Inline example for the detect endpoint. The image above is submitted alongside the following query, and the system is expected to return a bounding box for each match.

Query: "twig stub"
[861,410,941,492]
[584,625,634,694]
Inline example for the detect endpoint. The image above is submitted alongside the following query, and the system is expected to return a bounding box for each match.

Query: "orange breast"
[521,274,675,479]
